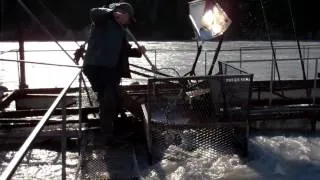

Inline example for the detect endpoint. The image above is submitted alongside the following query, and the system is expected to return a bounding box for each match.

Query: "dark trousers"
[83,65,121,138]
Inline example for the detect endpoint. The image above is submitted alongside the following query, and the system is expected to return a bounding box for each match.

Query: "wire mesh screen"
[76,131,140,180]
[147,74,253,162]
[218,61,250,75]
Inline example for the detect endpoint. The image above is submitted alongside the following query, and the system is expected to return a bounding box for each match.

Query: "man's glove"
[73,45,86,65]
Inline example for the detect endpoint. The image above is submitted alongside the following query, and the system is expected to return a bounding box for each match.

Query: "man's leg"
[99,84,118,142]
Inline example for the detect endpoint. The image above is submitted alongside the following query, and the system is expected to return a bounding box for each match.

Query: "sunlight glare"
[201,5,225,36]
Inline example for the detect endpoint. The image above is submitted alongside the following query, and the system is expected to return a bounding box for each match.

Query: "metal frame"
[0,69,82,180]
[144,73,253,162]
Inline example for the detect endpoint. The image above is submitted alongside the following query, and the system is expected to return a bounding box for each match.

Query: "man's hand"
[138,45,146,54]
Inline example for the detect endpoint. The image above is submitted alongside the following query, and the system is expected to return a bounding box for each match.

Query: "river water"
[0,41,320,179]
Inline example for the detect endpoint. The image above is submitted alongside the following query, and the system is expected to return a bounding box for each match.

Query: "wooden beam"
[0,107,98,118]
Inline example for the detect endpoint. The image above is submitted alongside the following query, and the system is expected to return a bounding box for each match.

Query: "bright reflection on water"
[0,149,78,179]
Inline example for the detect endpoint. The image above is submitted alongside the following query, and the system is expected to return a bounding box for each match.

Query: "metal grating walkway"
[76,131,141,179]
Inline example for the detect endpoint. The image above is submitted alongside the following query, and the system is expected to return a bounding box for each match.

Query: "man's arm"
[127,43,144,57]
[128,48,142,57]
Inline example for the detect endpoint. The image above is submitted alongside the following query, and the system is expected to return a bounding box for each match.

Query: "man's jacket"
[83,7,142,78]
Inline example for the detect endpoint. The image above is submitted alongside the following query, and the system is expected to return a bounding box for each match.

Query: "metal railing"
[225,57,320,106]
[1,43,320,53]
[1,44,320,85]
[0,58,80,68]
[0,44,319,178]
[0,58,83,180]
[313,59,319,104]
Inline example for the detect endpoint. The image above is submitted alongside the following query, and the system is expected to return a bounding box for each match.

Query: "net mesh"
[77,131,139,180]
[146,74,253,162]
[218,61,250,75]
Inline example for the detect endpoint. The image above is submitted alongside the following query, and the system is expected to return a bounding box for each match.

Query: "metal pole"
[273,49,277,80]
[205,51,207,75]
[154,49,157,77]
[16,52,21,85]
[313,59,318,104]
[269,56,274,106]
[240,48,242,69]
[17,0,28,89]
[154,50,157,66]
[32,0,95,107]
[36,0,81,46]
[61,97,67,180]
[125,28,157,72]
[184,45,202,76]
[18,36,28,89]
[17,0,93,105]
[307,47,310,79]
[306,47,309,79]
[208,35,224,75]
[17,0,73,62]
[74,73,83,180]
[0,70,81,180]
[259,0,281,81]
[78,72,83,154]
[287,0,306,81]
[0,58,80,68]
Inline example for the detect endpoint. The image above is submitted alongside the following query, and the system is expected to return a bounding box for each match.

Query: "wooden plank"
[15,94,77,110]
[0,118,99,127]
[0,107,98,118]
[15,87,79,94]
[0,129,79,138]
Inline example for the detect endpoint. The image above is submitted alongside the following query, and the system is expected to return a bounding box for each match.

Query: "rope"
[36,0,82,47]
[17,0,95,110]
[17,0,75,63]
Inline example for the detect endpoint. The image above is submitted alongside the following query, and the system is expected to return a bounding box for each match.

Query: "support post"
[208,35,224,75]
[78,73,83,144]
[17,0,28,89]
[313,59,318,104]
[61,97,67,180]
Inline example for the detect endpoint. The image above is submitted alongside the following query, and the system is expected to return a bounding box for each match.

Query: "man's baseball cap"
[113,2,136,23]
